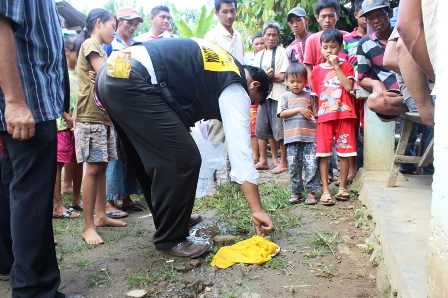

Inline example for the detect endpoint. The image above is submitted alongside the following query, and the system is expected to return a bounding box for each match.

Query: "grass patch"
[52,215,84,237]
[86,270,110,288]
[264,255,294,273]
[308,231,341,258]
[316,265,337,278]
[194,182,299,236]
[354,207,370,228]
[302,246,328,258]
[126,270,158,287]
[73,259,92,268]
[126,263,178,287]
[221,292,239,298]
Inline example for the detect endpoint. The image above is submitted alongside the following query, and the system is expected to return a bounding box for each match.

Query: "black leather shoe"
[188,214,202,227]
[167,240,210,258]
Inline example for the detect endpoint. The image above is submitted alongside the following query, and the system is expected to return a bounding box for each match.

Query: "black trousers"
[0,121,61,297]
[98,68,201,250]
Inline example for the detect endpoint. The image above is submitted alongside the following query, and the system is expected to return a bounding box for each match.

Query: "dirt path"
[0,167,378,298]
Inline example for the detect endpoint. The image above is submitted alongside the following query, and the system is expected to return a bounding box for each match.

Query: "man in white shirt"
[204,0,245,176]
[254,20,289,174]
[204,0,244,63]
[134,5,172,41]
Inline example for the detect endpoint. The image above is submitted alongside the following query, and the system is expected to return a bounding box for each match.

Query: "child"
[52,31,84,219]
[245,33,267,164]
[311,29,357,206]
[278,63,320,205]
[73,8,126,245]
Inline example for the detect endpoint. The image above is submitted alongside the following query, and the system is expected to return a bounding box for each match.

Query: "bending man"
[95,38,274,258]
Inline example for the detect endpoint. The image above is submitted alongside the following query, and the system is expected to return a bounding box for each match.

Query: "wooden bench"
[387,112,434,187]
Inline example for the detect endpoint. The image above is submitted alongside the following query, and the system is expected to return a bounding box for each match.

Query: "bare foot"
[82,228,104,245]
[94,216,127,227]
[270,164,288,174]
[255,161,269,170]
[272,159,280,166]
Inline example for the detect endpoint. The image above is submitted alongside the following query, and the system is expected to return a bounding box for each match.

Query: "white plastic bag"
[190,127,225,198]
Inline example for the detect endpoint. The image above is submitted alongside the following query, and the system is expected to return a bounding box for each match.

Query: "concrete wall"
[427,1,448,296]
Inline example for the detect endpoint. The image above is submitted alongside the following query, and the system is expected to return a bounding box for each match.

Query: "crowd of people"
[0,0,436,296]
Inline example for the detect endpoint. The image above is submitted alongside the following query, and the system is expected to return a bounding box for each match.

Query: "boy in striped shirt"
[278,63,320,205]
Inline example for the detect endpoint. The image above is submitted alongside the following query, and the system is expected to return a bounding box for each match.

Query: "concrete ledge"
[357,170,432,297]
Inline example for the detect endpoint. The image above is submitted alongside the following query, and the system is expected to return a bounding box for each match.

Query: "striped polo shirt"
[0,1,66,132]
[356,32,399,90]
[342,28,363,73]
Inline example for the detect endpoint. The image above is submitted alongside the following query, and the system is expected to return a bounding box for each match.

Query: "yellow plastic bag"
[107,50,131,79]
[211,235,280,269]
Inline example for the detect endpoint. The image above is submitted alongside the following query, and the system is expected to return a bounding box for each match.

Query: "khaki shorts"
[74,122,117,163]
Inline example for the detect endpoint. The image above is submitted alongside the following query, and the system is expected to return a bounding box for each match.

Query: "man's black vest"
[141,38,248,128]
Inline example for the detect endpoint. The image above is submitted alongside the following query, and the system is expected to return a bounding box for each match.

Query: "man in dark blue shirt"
[0,1,71,297]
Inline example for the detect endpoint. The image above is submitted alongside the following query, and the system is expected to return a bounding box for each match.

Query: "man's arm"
[359,77,387,93]
[397,38,434,124]
[384,38,401,74]
[218,87,274,235]
[356,39,387,92]
[271,72,285,83]
[303,35,316,90]
[0,15,35,140]
[396,0,435,81]
[239,182,274,236]
[305,63,313,90]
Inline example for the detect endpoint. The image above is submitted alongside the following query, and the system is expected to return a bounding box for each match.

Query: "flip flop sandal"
[304,193,318,205]
[122,200,144,211]
[69,203,83,211]
[288,194,301,204]
[106,210,128,219]
[335,188,350,201]
[53,209,79,219]
[320,192,335,206]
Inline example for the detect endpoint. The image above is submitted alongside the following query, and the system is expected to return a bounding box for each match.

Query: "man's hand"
[251,210,274,236]
[5,101,35,140]
[328,55,340,68]
[265,67,275,80]
[371,80,387,93]
[66,116,74,130]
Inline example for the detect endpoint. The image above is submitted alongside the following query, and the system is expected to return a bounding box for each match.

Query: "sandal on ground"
[106,210,128,219]
[122,200,144,211]
[304,193,318,205]
[320,192,335,206]
[335,188,350,201]
[53,208,79,219]
[288,194,301,204]
[69,203,83,211]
